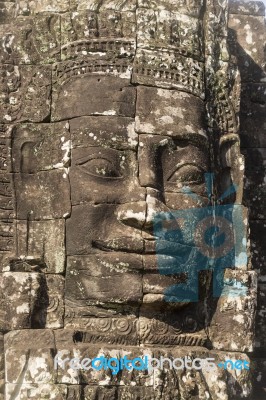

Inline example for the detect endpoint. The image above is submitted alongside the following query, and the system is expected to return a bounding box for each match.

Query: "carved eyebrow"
[74,147,122,162]
[166,162,206,180]
[75,155,113,166]
[169,162,206,170]
[172,133,209,149]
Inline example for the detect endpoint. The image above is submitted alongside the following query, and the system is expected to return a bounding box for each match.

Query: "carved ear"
[219,134,244,204]
[21,142,37,173]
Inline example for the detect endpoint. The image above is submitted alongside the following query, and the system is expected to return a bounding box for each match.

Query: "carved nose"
[145,192,170,229]
[116,201,147,230]
[117,191,170,231]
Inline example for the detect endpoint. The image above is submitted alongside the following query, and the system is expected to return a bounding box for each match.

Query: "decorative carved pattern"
[61,39,136,62]
[65,302,208,346]
[132,51,205,97]
[54,52,204,99]
[53,59,133,88]
[65,314,138,345]
[0,132,14,258]
[204,0,239,136]
[0,65,51,124]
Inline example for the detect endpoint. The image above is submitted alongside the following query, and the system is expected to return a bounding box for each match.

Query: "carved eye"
[76,157,122,178]
[168,164,204,184]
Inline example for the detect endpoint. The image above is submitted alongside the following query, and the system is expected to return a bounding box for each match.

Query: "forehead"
[52,75,137,121]
[52,74,207,145]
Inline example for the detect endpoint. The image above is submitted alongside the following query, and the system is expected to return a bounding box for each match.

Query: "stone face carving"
[0,0,263,399]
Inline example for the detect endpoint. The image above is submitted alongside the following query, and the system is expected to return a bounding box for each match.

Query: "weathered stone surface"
[240,84,266,148]
[251,357,266,400]
[0,218,14,256]
[60,39,136,65]
[136,8,203,59]
[229,0,265,16]
[0,0,262,398]
[250,220,266,279]
[5,384,67,400]
[16,0,69,15]
[80,381,252,400]
[243,146,266,170]
[66,203,142,255]
[56,342,154,387]
[83,387,158,400]
[209,269,257,352]
[0,2,15,23]
[70,116,138,151]
[0,64,51,123]
[0,15,60,64]
[53,338,252,397]
[65,255,142,305]
[135,86,206,136]
[137,0,204,15]
[132,49,205,97]
[16,220,66,274]
[243,175,266,220]
[52,336,252,398]
[4,329,55,374]
[11,122,71,173]
[61,10,136,47]
[52,74,136,121]
[134,3,207,97]
[152,348,252,400]
[69,148,145,206]
[64,317,139,345]
[71,0,137,12]
[0,334,4,400]
[1,274,66,329]
[45,274,65,329]
[228,14,266,83]
[254,283,266,351]
[0,272,44,331]
[138,314,207,347]
[0,271,63,329]
[0,130,15,270]
[143,273,187,295]
[4,329,67,399]
[14,170,71,220]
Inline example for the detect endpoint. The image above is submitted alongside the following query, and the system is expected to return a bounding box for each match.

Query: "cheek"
[65,254,143,305]
[69,166,145,205]
[164,191,210,210]
[69,151,145,205]
[66,203,118,255]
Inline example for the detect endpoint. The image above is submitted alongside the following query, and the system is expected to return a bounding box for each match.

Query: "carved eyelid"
[75,155,112,166]
[172,135,205,145]
[167,163,205,181]
[75,151,124,179]
[75,147,121,165]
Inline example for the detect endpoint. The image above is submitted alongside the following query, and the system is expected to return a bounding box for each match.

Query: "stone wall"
[229,1,266,398]
[0,0,264,399]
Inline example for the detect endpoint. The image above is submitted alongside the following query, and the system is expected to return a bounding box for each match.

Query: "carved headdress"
[54,0,239,137]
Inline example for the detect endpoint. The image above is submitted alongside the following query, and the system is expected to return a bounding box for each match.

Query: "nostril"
[116,202,147,229]
[140,182,159,190]
[142,220,154,231]
[146,196,172,227]
[73,331,83,343]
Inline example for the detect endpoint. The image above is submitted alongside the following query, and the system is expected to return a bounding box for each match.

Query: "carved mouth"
[92,237,192,259]
[92,237,145,253]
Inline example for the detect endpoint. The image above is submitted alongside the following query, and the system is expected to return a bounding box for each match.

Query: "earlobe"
[20,141,37,174]
[219,134,244,204]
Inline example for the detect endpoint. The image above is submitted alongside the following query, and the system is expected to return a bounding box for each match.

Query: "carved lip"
[92,237,145,254]
[92,237,193,258]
